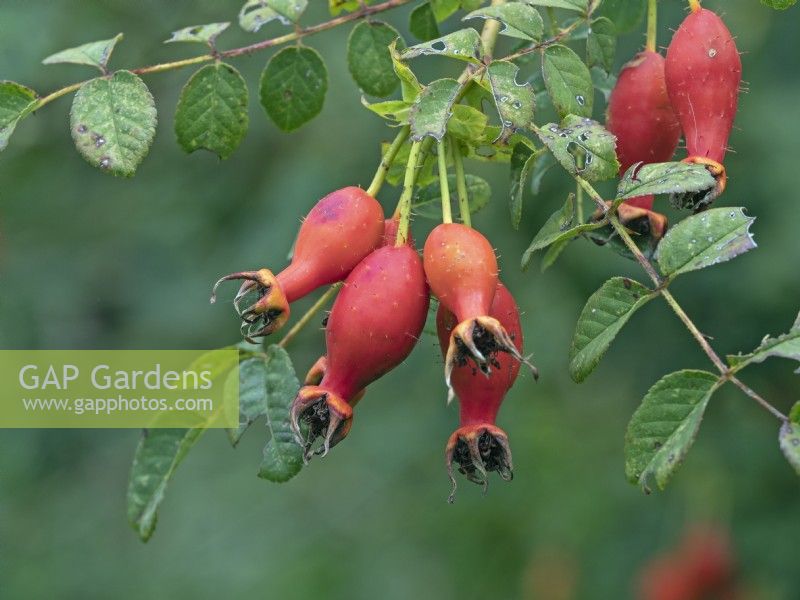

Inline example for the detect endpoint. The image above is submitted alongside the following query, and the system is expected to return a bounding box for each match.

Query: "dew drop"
[76,124,88,134]
[708,48,717,58]
[99,156,111,169]
[576,95,585,106]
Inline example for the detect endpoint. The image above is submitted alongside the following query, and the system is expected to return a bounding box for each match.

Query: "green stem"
[30,0,415,111]
[366,125,409,198]
[437,139,453,224]
[278,283,341,349]
[576,182,584,224]
[451,137,470,227]
[480,0,506,60]
[396,140,423,246]
[646,0,658,52]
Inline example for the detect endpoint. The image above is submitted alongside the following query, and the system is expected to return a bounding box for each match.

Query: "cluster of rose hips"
[605,5,741,244]
[211,4,742,499]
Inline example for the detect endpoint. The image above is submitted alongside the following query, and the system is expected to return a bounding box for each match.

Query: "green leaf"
[542,44,593,118]
[761,0,797,9]
[521,193,604,268]
[414,173,490,218]
[329,0,374,15]
[727,313,800,372]
[616,162,716,201]
[165,22,230,44]
[259,46,327,132]
[390,41,422,102]
[464,3,544,41]
[597,0,646,33]
[0,81,37,152]
[569,276,656,382]
[385,139,436,186]
[586,17,615,73]
[361,98,411,123]
[530,150,555,194]
[780,404,800,475]
[523,0,587,12]
[127,428,204,542]
[448,104,488,141]
[43,33,123,71]
[537,115,618,181]
[175,63,248,160]
[410,78,461,142]
[431,0,461,21]
[655,208,756,278]
[487,60,536,141]
[239,0,308,32]
[225,358,265,446]
[347,21,404,98]
[402,28,484,63]
[625,370,720,493]
[410,3,440,41]
[541,237,570,272]
[510,143,536,229]
[258,345,304,483]
[591,66,617,102]
[70,71,157,177]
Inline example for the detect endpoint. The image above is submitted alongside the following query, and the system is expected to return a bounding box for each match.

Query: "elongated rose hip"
[607,50,681,211]
[290,244,429,458]
[437,282,522,501]
[423,223,535,387]
[666,5,742,197]
[211,186,384,340]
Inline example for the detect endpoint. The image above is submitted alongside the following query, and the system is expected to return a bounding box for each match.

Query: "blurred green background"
[0,1,798,598]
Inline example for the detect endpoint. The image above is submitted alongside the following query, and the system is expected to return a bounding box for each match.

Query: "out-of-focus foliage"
[0,1,798,598]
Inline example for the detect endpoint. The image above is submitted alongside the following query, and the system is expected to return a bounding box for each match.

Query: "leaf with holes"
[597,0,646,33]
[727,312,800,373]
[510,142,536,229]
[165,22,230,44]
[537,116,618,181]
[464,3,544,41]
[570,277,656,382]
[402,28,484,63]
[524,0,588,11]
[348,21,404,98]
[625,370,720,493]
[410,78,461,141]
[70,71,157,177]
[0,81,37,152]
[239,0,308,32]
[258,345,303,483]
[43,33,123,71]
[410,2,440,41]
[542,44,593,118]
[616,161,716,201]
[586,17,616,73]
[487,60,535,141]
[260,46,327,132]
[413,174,490,218]
[361,98,412,124]
[655,208,756,277]
[175,63,248,160]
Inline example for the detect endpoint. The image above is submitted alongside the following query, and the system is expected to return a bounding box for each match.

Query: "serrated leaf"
[570,277,656,382]
[537,115,618,181]
[414,173,490,218]
[597,0,646,33]
[258,345,303,483]
[224,357,266,446]
[0,81,37,152]
[239,0,308,32]
[390,40,422,102]
[402,28,484,63]
[175,63,248,160]
[70,71,157,177]
[542,44,593,118]
[259,46,327,132]
[625,370,720,493]
[43,33,123,71]
[166,22,230,44]
[727,314,800,372]
[447,104,488,141]
[347,21,404,98]
[586,17,615,73]
[127,428,204,542]
[761,0,797,9]
[465,3,544,41]
[521,193,605,267]
[616,162,716,201]
[524,0,587,11]
[510,143,536,228]
[410,3,440,41]
[487,60,535,141]
[410,78,461,142]
[655,208,756,278]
